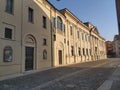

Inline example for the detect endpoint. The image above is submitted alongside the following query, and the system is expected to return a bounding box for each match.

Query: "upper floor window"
[82,33,84,40]
[43,16,47,28]
[5,27,12,39]
[5,0,14,14]
[77,31,80,39]
[53,35,56,41]
[85,34,87,41]
[57,16,62,30]
[88,35,90,42]
[70,26,73,35]
[43,38,47,45]
[28,7,34,23]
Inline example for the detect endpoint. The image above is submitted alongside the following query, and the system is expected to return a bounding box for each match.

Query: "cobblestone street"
[0,58,120,90]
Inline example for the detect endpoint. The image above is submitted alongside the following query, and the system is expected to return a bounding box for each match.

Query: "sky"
[49,0,118,41]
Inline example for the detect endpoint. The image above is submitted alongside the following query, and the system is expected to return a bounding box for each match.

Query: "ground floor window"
[3,46,13,62]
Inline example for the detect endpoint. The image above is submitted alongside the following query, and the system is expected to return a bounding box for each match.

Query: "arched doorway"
[24,35,36,71]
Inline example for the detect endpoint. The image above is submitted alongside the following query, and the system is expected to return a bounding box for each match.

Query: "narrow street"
[0,58,120,90]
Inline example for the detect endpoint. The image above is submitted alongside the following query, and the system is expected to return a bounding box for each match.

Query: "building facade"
[0,0,107,78]
[116,0,120,35]
[115,0,120,57]
[106,41,115,57]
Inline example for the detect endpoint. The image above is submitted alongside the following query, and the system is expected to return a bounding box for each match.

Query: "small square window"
[5,28,12,39]
[43,38,47,45]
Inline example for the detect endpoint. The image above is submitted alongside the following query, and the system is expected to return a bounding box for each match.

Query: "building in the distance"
[0,0,107,79]
[106,41,115,57]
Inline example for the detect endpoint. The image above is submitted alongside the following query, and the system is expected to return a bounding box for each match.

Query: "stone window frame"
[4,27,13,39]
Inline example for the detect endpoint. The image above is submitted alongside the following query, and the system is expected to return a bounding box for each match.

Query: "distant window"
[5,0,14,14]
[77,31,80,39]
[83,48,85,55]
[67,41,69,46]
[43,38,47,45]
[82,33,84,40]
[43,50,47,60]
[71,46,74,56]
[57,16,62,30]
[28,7,34,23]
[53,35,56,41]
[88,36,90,42]
[86,49,88,55]
[64,39,66,43]
[4,46,13,62]
[85,35,87,41]
[5,28,12,39]
[70,26,73,35]
[89,49,91,55]
[78,48,81,56]
[43,16,47,28]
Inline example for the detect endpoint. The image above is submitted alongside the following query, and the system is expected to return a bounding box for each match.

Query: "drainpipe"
[20,0,23,73]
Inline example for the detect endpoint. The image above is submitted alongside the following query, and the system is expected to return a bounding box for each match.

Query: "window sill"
[5,11,14,16]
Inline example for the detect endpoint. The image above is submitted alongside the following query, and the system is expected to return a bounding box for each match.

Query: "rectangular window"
[88,36,90,42]
[53,35,56,41]
[5,28,12,39]
[71,46,74,56]
[77,31,80,39]
[5,0,14,14]
[28,7,34,23]
[83,48,85,56]
[89,49,91,55]
[82,33,84,40]
[86,49,88,55]
[43,38,47,45]
[67,41,69,46]
[64,39,66,43]
[70,26,73,35]
[78,48,81,56]
[85,35,87,41]
[43,16,47,28]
